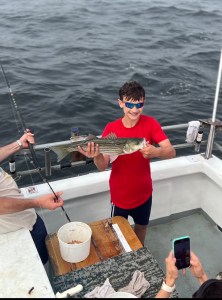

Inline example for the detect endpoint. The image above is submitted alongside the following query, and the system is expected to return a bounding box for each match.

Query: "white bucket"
[57,222,92,263]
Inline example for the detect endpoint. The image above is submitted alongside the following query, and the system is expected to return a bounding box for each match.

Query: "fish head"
[123,138,146,154]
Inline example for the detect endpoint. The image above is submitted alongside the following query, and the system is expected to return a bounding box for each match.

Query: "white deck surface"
[147,211,222,298]
[0,229,55,298]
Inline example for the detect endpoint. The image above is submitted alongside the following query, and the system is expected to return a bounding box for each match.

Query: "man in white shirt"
[0,130,63,264]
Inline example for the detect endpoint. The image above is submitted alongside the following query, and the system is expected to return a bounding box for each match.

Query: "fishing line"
[0,63,71,223]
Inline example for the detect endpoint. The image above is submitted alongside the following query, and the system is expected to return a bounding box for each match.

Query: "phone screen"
[173,236,190,270]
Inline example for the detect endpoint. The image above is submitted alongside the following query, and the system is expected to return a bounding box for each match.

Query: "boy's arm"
[140,139,176,160]
[93,153,110,171]
[78,142,110,171]
[156,139,176,159]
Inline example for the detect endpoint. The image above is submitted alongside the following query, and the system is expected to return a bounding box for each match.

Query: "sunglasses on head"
[124,102,144,109]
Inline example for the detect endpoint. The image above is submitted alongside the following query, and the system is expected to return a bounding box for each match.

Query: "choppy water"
[1,0,222,183]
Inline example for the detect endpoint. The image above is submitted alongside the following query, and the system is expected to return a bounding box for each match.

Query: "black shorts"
[30,214,48,265]
[111,195,152,226]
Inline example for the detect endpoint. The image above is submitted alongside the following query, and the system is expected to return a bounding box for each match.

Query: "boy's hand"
[140,141,157,159]
[78,142,100,158]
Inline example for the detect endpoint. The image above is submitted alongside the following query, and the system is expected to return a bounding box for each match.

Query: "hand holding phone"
[172,236,190,270]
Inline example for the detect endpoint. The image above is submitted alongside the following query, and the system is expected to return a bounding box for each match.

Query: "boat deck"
[46,210,222,298]
[145,210,222,298]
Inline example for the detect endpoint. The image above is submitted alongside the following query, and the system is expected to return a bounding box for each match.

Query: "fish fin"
[50,146,69,162]
[104,132,117,139]
[85,134,98,141]
[70,135,87,142]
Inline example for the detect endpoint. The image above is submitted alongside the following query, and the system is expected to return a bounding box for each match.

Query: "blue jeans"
[30,214,48,265]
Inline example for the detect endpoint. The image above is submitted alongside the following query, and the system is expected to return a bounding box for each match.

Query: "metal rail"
[12,123,203,178]
[205,49,222,159]
[12,116,222,178]
[30,123,189,150]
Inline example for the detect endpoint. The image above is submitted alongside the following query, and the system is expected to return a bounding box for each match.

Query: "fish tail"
[50,146,69,162]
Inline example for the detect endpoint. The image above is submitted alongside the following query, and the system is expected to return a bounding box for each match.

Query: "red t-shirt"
[102,115,168,209]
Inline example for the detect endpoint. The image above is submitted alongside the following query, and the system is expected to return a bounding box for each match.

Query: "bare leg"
[134,224,148,245]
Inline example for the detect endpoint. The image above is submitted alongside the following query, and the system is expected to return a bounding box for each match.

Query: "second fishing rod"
[0,63,71,223]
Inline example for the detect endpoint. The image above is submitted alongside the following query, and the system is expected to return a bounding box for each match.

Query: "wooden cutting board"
[45,216,143,276]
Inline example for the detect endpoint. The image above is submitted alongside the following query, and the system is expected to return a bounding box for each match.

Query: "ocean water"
[1,0,222,182]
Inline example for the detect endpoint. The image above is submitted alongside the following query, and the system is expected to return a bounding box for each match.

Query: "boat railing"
[11,119,222,180]
[205,49,222,158]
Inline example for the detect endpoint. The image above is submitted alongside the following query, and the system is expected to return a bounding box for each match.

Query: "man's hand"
[165,251,178,286]
[19,129,35,148]
[36,192,64,210]
[189,251,208,285]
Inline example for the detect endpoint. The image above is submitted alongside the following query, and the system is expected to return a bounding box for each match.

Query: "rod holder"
[44,148,52,177]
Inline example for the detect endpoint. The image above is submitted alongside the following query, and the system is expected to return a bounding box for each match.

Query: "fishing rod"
[0,63,71,222]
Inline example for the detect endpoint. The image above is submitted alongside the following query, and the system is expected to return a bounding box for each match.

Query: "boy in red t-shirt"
[78,81,176,244]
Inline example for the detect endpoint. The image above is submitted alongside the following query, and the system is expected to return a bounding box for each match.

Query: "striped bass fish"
[50,133,146,162]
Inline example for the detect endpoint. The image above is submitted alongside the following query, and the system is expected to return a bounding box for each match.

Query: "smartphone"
[172,236,190,270]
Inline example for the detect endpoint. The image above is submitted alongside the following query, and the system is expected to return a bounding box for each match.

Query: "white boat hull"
[21,153,222,233]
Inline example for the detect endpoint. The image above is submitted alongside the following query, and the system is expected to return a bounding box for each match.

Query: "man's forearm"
[0,141,21,162]
[0,197,39,214]
[155,278,176,298]
[197,273,208,285]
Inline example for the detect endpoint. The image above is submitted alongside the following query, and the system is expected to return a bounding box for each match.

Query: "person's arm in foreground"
[0,192,63,214]
[189,251,208,285]
[140,139,176,160]
[78,142,110,171]
[155,250,208,298]
[155,251,178,298]
[0,130,34,162]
